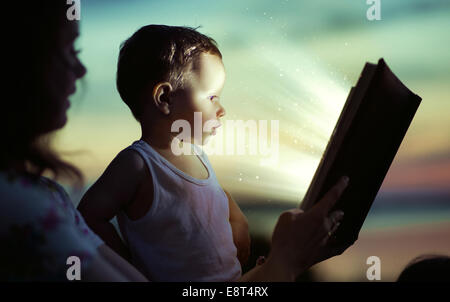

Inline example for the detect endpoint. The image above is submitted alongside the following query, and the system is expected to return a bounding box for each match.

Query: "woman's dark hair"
[1,1,83,184]
[116,25,222,121]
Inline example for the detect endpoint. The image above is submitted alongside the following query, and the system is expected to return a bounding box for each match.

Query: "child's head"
[117,25,226,144]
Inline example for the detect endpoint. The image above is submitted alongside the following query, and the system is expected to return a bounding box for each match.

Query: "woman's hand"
[264,176,350,281]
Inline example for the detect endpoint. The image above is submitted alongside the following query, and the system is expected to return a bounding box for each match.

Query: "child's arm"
[78,150,147,262]
[224,189,251,266]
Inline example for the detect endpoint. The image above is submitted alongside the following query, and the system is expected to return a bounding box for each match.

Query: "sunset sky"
[57,0,450,204]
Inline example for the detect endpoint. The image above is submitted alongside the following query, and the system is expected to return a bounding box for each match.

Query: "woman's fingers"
[329,210,345,231]
[270,178,349,273]
[318,210,344,246]
[312,176,349,216]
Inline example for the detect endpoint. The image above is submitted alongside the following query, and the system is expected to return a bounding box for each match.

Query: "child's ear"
[152,82,173,115]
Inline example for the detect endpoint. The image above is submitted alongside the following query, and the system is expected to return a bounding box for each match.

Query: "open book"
[300,59,422,246]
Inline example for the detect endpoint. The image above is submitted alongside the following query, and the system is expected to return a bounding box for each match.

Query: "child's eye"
[208,95,219,102]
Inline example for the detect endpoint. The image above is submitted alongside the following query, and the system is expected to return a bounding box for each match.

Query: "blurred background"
[59,0,450,281]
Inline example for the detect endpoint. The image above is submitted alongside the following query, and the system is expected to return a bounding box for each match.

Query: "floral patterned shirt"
[0,172,104,281]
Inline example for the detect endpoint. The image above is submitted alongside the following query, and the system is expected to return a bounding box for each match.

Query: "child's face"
[170,52,226,145]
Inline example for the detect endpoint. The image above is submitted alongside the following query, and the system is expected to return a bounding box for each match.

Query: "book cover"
[300,58,422,246]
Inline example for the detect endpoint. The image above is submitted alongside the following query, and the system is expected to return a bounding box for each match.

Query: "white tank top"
[117,140,242,281]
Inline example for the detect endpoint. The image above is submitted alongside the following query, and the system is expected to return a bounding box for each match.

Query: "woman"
[0,1,351,281]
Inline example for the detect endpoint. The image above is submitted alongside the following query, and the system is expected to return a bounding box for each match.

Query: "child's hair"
[116,25,222,121]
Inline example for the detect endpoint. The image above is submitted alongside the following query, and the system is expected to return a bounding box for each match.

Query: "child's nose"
[216,103,226,118]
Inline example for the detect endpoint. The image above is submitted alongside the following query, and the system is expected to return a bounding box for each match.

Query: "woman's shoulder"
[0,172,50,207]
[0,172,101,281]
[0,172,68,227]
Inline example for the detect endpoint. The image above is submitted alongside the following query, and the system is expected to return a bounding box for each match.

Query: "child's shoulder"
[102,146,150,184]
[111,146,146,170]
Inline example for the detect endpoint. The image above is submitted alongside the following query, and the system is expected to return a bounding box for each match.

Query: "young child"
[77,25,250,281]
